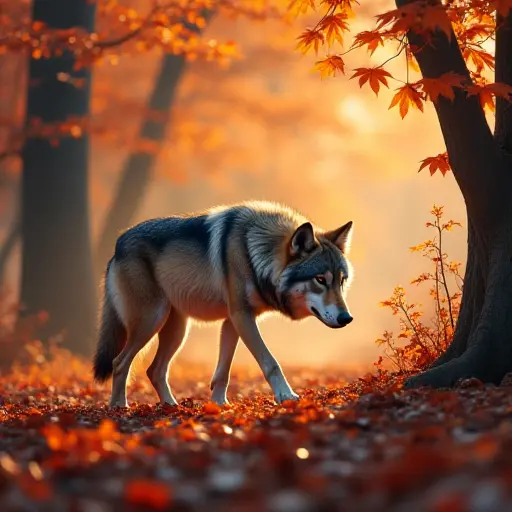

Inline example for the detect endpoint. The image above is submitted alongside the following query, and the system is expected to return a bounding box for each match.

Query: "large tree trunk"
[20,0,96,354]
[94,52,186,279]
[397,0,512,388]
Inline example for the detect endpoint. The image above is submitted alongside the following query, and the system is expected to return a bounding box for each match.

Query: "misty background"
[0,0,467,372]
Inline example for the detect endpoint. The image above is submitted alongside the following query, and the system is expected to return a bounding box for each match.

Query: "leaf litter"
[1,344,512,511]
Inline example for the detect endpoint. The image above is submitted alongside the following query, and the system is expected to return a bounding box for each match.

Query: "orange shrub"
[375,205,463,374]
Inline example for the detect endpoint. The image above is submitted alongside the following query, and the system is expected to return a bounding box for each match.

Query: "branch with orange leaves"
[1,0,283,65]
[394,0,506,225]
[294,1,512,117]
[376,205,463,374]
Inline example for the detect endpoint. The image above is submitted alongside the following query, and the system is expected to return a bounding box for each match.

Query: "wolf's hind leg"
[146,308,189,405]
[210,319,239,405]
[110,300,169,407]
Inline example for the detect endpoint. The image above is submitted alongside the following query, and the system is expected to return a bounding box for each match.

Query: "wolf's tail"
[93,260,126,382]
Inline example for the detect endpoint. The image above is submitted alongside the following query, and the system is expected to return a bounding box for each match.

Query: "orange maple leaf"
[420,72,466,102]
[376,4,419,33]
[484,82,512,101]
[421,4,453,40]
[467,84,496,113]
[288,0,316,16]
[389,84,424,119]
[462,22,494,42]
[419,153,451,176]
[319,13,349,45]
[350,67,392,96]
[314,54,345,78]
[296,29,325,54]
[463,46,495,72]
[377,3,453,38]
[351,30,385,55]
[322,0,356,12]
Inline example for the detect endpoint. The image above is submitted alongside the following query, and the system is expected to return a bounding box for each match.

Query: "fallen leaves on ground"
[1,349,512,511]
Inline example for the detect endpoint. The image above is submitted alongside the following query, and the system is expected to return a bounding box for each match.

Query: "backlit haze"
[2,0,470,373]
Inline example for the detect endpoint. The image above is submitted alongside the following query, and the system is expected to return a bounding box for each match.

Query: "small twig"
[433,255,448,349]
[436,219,455,330]
[397,299,432,357]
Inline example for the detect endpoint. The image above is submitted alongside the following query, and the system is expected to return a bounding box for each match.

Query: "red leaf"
[418,152,451,176]
[350,67,392,96]
[389,84,424,118]
[125,479,172,510]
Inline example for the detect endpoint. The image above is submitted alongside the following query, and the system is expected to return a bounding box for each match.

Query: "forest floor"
[1,346,512,512]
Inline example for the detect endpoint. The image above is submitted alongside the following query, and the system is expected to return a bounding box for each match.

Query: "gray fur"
[92,201,354,407]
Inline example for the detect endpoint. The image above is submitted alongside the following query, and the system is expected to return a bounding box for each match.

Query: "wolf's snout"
[337,312,353,327]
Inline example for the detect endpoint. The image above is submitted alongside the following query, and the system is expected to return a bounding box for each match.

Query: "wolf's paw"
[274,389,300,404]
[109,400,128,408]
[210,379,230,405]
[212,396,230,406]
[159,399,179,408]
[211,390,230,406]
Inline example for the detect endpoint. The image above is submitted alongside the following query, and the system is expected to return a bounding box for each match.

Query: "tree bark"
[0,217,20,284]
[94,52,187,278]
[495,8,512,154]
[395,0,512,388]
[20,0,96,354]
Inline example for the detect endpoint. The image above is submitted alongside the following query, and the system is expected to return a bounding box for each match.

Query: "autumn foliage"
[0,0,281,156]
[1,206,512,509]
[1,303,512,509]
[2,0,512,507]
[293,0,512,173]
[375,205,463,375]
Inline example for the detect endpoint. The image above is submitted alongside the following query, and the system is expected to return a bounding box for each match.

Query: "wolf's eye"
[315,275,327,286]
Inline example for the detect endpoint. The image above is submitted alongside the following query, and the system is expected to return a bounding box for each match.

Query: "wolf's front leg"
[230,310,299,404]
[210,319,239,405]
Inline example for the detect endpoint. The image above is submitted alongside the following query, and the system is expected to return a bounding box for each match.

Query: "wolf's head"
[278,221,354,329]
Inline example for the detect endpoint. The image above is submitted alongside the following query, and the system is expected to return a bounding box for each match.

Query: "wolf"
[93,201,354,407]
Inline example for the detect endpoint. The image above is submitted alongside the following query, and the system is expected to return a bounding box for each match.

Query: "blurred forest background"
[0,0,468,372]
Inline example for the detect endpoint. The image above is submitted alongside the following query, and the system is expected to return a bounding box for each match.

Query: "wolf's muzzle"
[337,312,353,328]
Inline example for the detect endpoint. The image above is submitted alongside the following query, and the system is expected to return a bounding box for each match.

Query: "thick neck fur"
[244,212,304,315]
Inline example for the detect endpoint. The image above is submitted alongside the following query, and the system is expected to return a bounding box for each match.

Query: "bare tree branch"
[495,8,512,154]
[396,0,506,228]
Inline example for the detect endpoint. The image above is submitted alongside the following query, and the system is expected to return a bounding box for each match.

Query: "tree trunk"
[20,0,96,354]
[94,52,186,278]
[95,12,213,280]
[396,0,512,388]
[0,218,20,284]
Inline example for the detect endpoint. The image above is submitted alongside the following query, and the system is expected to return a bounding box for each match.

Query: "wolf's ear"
[289,222,317,257]
[326,221,353,254]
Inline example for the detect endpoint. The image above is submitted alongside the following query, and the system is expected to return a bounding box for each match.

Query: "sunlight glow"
[338,96,377,133]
